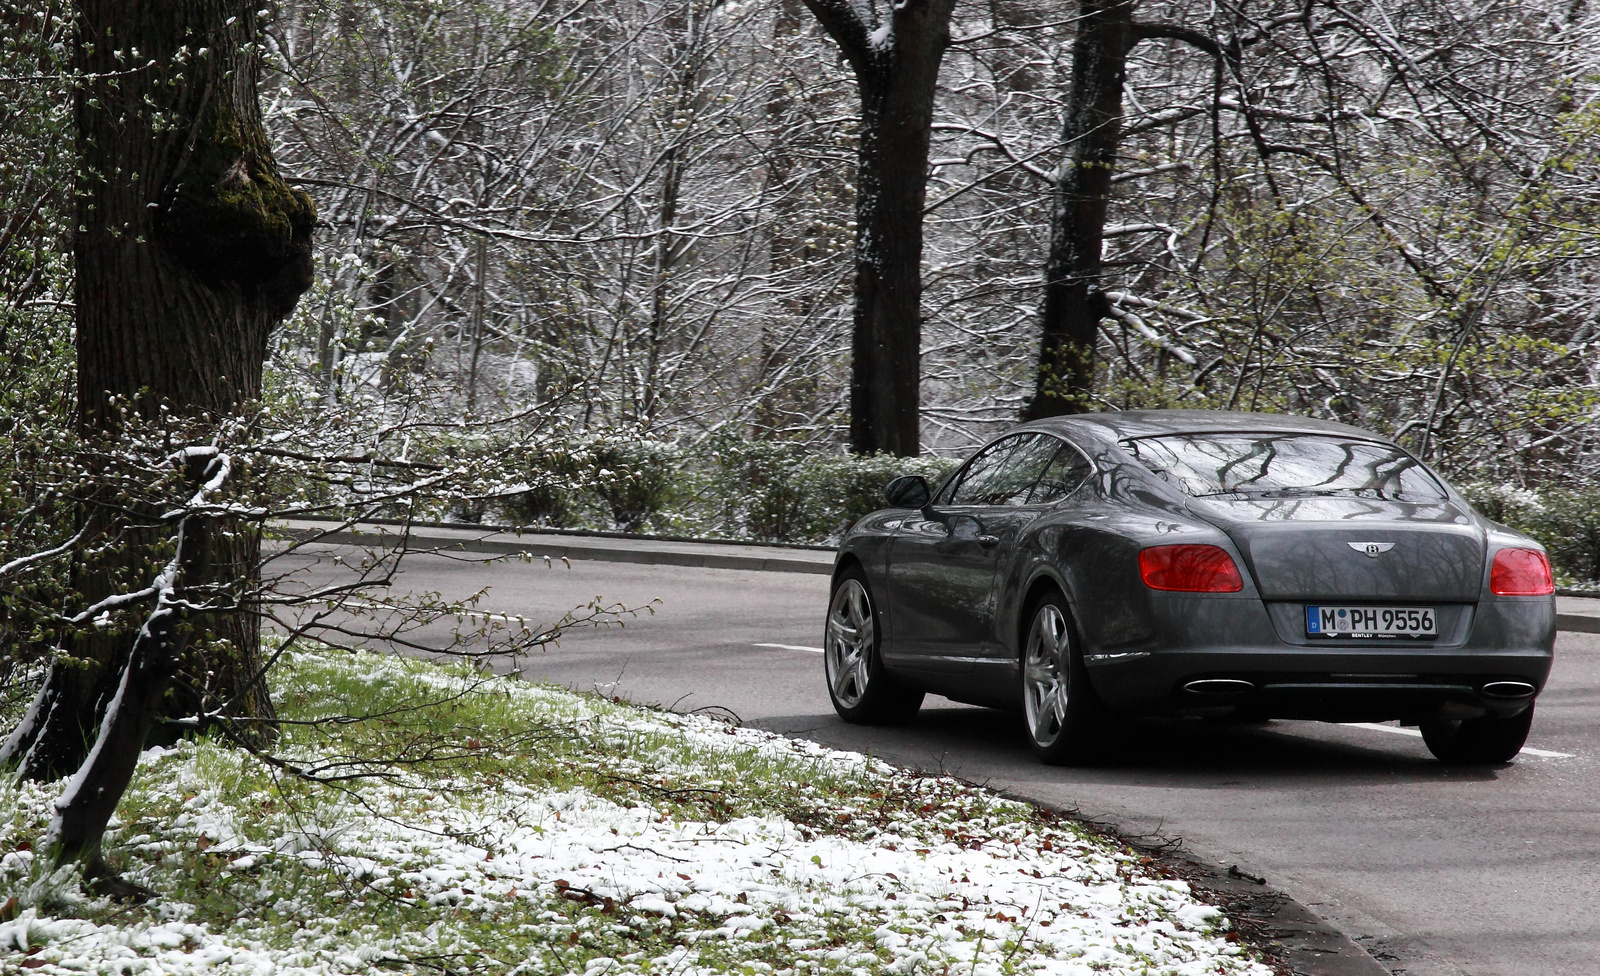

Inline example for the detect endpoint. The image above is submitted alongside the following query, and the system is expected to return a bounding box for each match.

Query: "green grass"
[0,646,1270,976]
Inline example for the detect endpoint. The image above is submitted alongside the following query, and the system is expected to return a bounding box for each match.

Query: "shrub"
[691,441,959,544]
[589,437,680,532]
[499,439,594,528]
[1460,483,1600,590]
[704,440,812,542]
[796,452,959,542]
[495,433,961,546]
[1536,491,1600,587]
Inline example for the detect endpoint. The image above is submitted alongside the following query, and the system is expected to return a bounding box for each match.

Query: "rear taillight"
[1490,547,1554,596]
[1139,544,1244,592]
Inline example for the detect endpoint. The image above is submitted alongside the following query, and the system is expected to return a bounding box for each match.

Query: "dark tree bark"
[801,0,957,456]
[1023,0,1136,419]
[1024,3,1222,418]
[2,0,313,791]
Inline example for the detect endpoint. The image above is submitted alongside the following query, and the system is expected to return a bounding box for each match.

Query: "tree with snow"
[802,0,957,455]
[2,0,314,896]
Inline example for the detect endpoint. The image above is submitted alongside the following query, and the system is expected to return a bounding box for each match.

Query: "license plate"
[1306,605,1436,638]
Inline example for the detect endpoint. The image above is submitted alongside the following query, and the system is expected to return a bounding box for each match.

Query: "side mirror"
[883,475,931,509]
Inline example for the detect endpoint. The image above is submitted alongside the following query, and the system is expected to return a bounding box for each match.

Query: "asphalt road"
[276,545,1600,976]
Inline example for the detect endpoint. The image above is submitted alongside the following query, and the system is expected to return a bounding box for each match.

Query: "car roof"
[1018,409,1396,444]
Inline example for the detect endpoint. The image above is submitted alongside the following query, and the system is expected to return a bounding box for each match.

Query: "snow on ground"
[0,648,1272,976]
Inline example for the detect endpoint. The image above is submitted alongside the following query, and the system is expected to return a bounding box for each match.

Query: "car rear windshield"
[1122,432,1449,500]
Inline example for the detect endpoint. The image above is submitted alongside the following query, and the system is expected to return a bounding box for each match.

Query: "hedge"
[496,436,957,546]
[1459,483,1600,591]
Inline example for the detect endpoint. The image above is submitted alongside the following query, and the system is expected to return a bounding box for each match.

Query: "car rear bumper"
[1081,592,1555,722]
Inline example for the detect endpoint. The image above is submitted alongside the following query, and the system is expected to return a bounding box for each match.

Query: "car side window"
[945,433,1060,506]
[939,435,1021,505]
[1028,441,1094,504]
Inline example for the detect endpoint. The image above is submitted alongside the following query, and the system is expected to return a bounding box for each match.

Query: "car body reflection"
[823,409,1556,767]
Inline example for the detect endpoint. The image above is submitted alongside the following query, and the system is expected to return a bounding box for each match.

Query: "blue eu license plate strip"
[1306,605,1437,637]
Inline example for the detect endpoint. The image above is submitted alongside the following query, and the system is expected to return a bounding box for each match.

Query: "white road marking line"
[1518,746,1575,759]
[753,642,825,654]
[1342,721,1423,738]
[1343,722,1573,759]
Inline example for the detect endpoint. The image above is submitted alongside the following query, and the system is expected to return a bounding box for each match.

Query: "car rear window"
[1122,432,1448,500]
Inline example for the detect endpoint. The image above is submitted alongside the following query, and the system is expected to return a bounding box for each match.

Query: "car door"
[976,440,1099,672]
[886,433,1064,672]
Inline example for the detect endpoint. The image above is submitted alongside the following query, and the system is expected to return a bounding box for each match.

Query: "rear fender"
[1013,564,1076,663]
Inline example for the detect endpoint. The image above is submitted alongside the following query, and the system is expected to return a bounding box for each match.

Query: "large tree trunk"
[1023,0,1136,419]
[2,0,313,784]
[802,0,956,456]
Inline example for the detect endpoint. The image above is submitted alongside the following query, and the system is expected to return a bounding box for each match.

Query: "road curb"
[1556,612,1600,634]
[275,520,837,576]
[1010,796,1391,976]
[1157,848,1392,976]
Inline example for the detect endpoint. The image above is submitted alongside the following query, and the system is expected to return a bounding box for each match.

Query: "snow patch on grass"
[0,647,1271,976]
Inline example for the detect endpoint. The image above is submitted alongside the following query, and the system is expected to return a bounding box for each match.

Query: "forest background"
[1,0,1600,899]
[5,0,1600,568]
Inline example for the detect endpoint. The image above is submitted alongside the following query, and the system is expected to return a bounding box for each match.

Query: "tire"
[1020,589,1106,765]
[1420,704,1535,765]
[824,568,924,724]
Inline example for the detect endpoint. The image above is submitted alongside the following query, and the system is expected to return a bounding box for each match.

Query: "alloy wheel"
[1024,602,1071,747]
[825,577,874,709]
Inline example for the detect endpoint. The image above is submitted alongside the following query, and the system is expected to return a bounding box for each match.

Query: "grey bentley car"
[823,410,1556,766]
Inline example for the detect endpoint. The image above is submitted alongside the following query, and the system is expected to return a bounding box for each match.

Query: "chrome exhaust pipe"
[1183,679,1256,696]
[1480,680,1536,700]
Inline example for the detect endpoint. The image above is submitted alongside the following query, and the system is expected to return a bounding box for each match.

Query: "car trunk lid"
[1192,496,1485,601]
